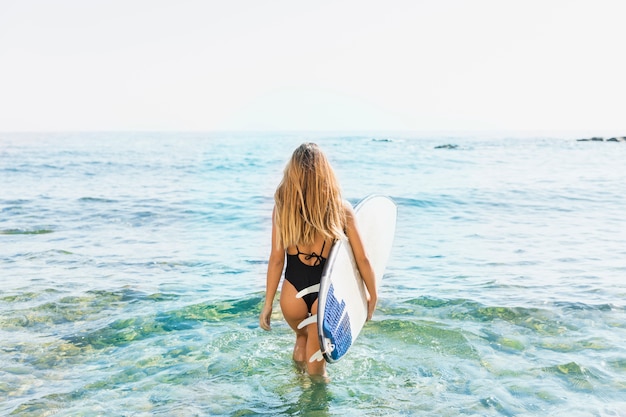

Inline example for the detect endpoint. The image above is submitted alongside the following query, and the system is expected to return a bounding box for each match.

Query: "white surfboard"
[315,194,397,363]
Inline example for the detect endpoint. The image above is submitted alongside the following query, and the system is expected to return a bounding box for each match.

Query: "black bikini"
[284,241,327,313]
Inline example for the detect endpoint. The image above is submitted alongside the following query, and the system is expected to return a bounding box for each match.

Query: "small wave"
[0,288,178,330]
[608,359,626,372]
[553,301,613,311]
[1,198,31,205]
[77,197,118,203]
[404,296,468,308]
[0,228,54,235]
[1,291,40,303]
[63,296,263,349]
[480,329,525,352]
[393,197,440,208]
[390,297,571,336]
[368,319,479,359]
[541,362,597,391]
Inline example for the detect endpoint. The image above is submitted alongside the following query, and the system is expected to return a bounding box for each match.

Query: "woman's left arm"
[344,203,377,320]
[260,207,285,330]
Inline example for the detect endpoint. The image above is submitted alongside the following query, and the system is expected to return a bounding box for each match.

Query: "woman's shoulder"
[341,200,356,223]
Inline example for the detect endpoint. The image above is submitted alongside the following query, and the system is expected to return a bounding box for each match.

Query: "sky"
[0,0,625,133]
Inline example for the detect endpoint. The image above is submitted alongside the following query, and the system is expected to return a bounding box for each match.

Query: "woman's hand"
[367,294,377,321]
[259,303,273,330]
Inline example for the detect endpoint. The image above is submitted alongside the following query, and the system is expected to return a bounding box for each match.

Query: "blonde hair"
[274,143,345,248]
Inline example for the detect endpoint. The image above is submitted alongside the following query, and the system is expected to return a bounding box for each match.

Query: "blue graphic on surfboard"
[314,194,397,363]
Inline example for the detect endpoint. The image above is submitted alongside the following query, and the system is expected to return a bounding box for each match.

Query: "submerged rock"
[434,144,459,149]
[577,136,626,142]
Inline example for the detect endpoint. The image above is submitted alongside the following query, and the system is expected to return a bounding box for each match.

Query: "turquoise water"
[1,132,625,416]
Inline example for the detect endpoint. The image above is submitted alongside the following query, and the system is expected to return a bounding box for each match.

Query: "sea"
[1,132,625,416]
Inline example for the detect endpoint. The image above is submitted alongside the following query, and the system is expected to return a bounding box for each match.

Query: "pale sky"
[1,0,625,133]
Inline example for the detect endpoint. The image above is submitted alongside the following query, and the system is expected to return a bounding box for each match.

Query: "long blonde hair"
[274,143,345,248]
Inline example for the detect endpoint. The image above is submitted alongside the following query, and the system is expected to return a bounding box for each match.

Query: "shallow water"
[1,132,625,416]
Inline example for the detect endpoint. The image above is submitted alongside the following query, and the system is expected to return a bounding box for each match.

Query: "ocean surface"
[1,132,625,416]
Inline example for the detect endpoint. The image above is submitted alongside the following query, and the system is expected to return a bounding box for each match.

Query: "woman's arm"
[260,207,285,330]
[344,202,378,320]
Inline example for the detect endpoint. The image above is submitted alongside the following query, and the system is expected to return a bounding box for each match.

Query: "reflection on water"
[288,375,332,416]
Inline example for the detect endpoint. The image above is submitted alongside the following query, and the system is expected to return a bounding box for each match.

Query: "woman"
[259,143,377,377]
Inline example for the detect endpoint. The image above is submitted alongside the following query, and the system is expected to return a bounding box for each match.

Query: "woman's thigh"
[280,280,309,334]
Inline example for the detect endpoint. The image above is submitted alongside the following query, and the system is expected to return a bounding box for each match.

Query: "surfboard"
[314,194,397,363]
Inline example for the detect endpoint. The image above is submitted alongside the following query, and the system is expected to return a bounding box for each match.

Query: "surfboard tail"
[320,284,352,361]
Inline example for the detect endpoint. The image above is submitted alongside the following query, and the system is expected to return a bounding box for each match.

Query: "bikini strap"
[295,240,327,266]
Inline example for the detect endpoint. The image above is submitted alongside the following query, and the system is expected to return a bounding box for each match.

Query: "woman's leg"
[280,282,327,376]
[305,299,327,376]
[280,281,309,364]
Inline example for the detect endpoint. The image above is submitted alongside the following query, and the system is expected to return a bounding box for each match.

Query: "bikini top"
[289,240,327,267]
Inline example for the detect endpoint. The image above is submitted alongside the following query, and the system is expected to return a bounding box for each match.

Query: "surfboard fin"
[295,284,320,299]
[309,349,324,362]
[297,314,317,330]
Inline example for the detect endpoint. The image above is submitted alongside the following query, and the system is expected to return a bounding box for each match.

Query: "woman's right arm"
[260,207,284,331]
